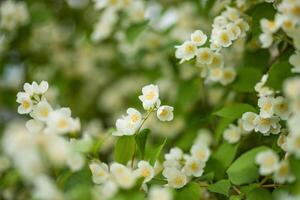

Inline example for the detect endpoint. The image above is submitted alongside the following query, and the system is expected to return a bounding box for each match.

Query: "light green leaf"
[227,146,269,185]
[149,138,167,165]
[175,182,200,200]
[208,179,231,197]
[214,103,256,120]
[114,136,135,164]
[135,129,150,159]
[205,142,238,180]
[126,21,149,43]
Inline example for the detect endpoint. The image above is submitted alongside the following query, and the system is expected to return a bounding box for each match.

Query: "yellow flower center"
[131,114,140,122]
[185,44,195,54]
[22,100,31,109]
[146,91,155,100]
[58,119,68,129]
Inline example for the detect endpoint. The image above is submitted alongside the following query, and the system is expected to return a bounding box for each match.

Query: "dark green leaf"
[266,61,293,90]
[114,136,135,164]
[135,129,150,159]
[233,67,262,92]
[246,188,272,200]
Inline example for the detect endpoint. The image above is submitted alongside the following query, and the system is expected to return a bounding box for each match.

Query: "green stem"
[131,107,155,168]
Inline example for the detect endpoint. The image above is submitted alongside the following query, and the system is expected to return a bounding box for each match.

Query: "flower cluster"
[162,131,212,189]
[113,84,174,136]
[256,150,294,184]
[89,160,168,199]
[175,7,249,85]
[91,0,146,42]
[259,0,300,74]
[16,81,80,135]
[0,0,29,31]
[241,75,290,136]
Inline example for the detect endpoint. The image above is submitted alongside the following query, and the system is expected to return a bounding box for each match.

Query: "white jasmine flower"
[139,84,160,110]
[258,96,274,118]
[277,134,288,152]
[273,96,290,120]
[254,116,280,135]
[223,124,241,144]
[16,92,33,114]
[114,108,142,136]
[196,47,213,65]
[25,119,44,133]
[208,52,224,68]
[255,150,279,175]
[46,108,74,134]
[194,129,213,147]
[157,105,174,121]
[33,175,64,200]
[287,133,300,158]
[89,161,109,184]
[220,67,236,85]
[255,74,274,97]
[223,7,240,21]
[0,1,29,31]
[208,67,223,82]
[135,160,154,183]
[190,144,210,162]
[190,30,207,46]
[260,18,280,33]
[259,32,273,48]
[110,163,136,189]
[289,52,300,73]
[226,23,241,40]
[273,160,295,184]
[148,186,172,200]
[23,81,48,96]
[175,41,197,63]
[242,112,258,132]
[165,147,183,161]
[31,100,53,122]
[215,29,233,47]
[164,168,187,189]
[67,153,84,172]
[284,77,300,99]
[183,156,205,177]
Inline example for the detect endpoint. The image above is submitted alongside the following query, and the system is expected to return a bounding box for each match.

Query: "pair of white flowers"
[256,150,294,184]
[114,84,174,136]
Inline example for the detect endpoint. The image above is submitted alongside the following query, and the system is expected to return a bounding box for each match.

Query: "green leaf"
[114,136,135,164]
[227,146,269,185]
[126,21,149,43]
[135,129,150,159]
[205,143,238,180]
[246,188,272,200]
[175,182,200,200]
[233,67,262,92]
[215,118,235,142]
[149,138,167,165]
[266,61,293,90]
[208,179,231,197]
[214,103,256,120]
